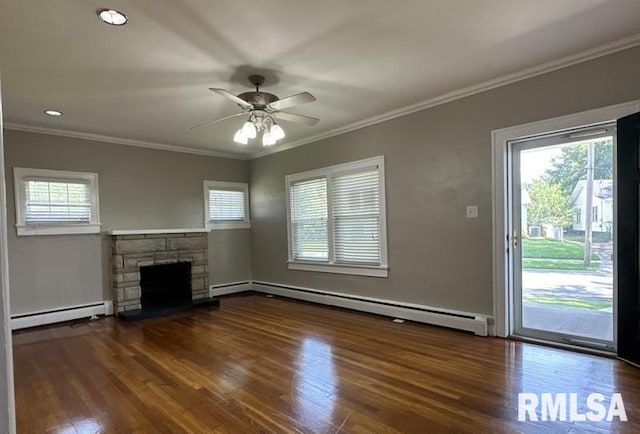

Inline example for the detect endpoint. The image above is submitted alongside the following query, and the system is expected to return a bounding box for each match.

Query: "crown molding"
[251,33,640,159]
[3,123,251,160]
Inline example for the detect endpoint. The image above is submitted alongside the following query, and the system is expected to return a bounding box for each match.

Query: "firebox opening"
[140,262,191,310]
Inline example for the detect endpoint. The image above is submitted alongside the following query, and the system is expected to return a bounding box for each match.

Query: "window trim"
[203,180,251,230]
[13,167,101,236]
[285,155,388,278]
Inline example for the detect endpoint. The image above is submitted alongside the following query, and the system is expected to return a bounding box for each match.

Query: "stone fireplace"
[110,229,209,313]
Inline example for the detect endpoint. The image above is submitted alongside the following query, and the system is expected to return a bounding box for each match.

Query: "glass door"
[510,124,615,351]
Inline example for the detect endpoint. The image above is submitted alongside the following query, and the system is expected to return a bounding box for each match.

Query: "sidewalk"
[523,269,612,301]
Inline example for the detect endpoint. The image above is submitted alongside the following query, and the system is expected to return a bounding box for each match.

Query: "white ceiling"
[1,0,640,159]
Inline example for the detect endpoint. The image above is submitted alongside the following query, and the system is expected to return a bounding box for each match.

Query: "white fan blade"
[190,112,245,130]
[269,92,316,111]
[209,88,253,109]
[274,111,319,126]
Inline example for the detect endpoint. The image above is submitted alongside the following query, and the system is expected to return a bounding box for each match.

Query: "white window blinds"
[290,177,328,261]
[25,179,91,223]
[208,189,246,221]
[332,169,381,264]
[285,156,387,276]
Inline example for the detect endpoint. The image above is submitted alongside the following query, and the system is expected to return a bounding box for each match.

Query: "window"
[204,181,250,230]
[290,178,328,260]
[13,167,101,236]
[592,206,598,222]
[286,156,388,277]
[575,208,582,224]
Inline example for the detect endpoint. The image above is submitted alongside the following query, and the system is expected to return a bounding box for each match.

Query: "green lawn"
[565,232,612,243]
[523,295,611,310]
[522,238,599,260]
[522,238,600,271]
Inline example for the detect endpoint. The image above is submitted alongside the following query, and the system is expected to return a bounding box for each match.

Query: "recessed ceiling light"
[44,110,63,117]
[97,9,128,26]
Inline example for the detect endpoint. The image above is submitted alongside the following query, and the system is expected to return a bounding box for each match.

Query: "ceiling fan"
[191,75,319,146]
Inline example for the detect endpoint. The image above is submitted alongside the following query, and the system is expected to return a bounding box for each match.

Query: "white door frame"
[491,100,640,338]
[0,76,16,433]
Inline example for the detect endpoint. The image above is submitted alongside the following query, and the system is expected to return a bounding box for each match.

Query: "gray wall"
[209,229,252,284]
[3,130,252,315]
[250,46,640,316]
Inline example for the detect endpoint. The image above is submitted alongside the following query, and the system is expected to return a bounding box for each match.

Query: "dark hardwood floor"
[12,294,640,433]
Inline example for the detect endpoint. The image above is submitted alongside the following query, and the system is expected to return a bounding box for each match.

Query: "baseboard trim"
[209,281,253,297]
[207,280,491,336]
[252,281,490,336]
[11,301,112,330]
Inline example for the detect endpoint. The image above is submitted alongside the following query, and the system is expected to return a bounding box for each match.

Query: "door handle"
[513,231,518,249]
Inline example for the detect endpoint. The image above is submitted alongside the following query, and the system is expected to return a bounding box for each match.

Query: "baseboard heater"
[252,281,489,336]
[209,281,253,297]
[11,301,113,330]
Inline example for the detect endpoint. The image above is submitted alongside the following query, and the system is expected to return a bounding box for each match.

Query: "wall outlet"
[466,205,478,218]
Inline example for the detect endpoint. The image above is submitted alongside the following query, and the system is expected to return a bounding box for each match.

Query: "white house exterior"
[569,179,613,232]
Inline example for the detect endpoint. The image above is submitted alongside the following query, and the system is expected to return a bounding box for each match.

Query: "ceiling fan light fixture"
[233,129,248,145]
[194,74,318,148]
[242,120,257,139]
[271,123,285,141]
[263,130,275,147]
[97,9,128,26]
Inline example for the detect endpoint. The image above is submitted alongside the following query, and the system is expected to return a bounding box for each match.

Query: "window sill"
[287,261,389,278]
[16,223,102,236]
[207,221,251,230]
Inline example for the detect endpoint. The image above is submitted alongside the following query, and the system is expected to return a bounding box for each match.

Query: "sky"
[519,136,613,183]
[520,145,563,183]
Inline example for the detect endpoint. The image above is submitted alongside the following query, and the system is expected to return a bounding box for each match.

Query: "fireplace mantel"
[108,228,209,235]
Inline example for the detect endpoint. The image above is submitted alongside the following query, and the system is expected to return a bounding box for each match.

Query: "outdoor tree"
[527,180,572,229]
[543,139,613,196]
